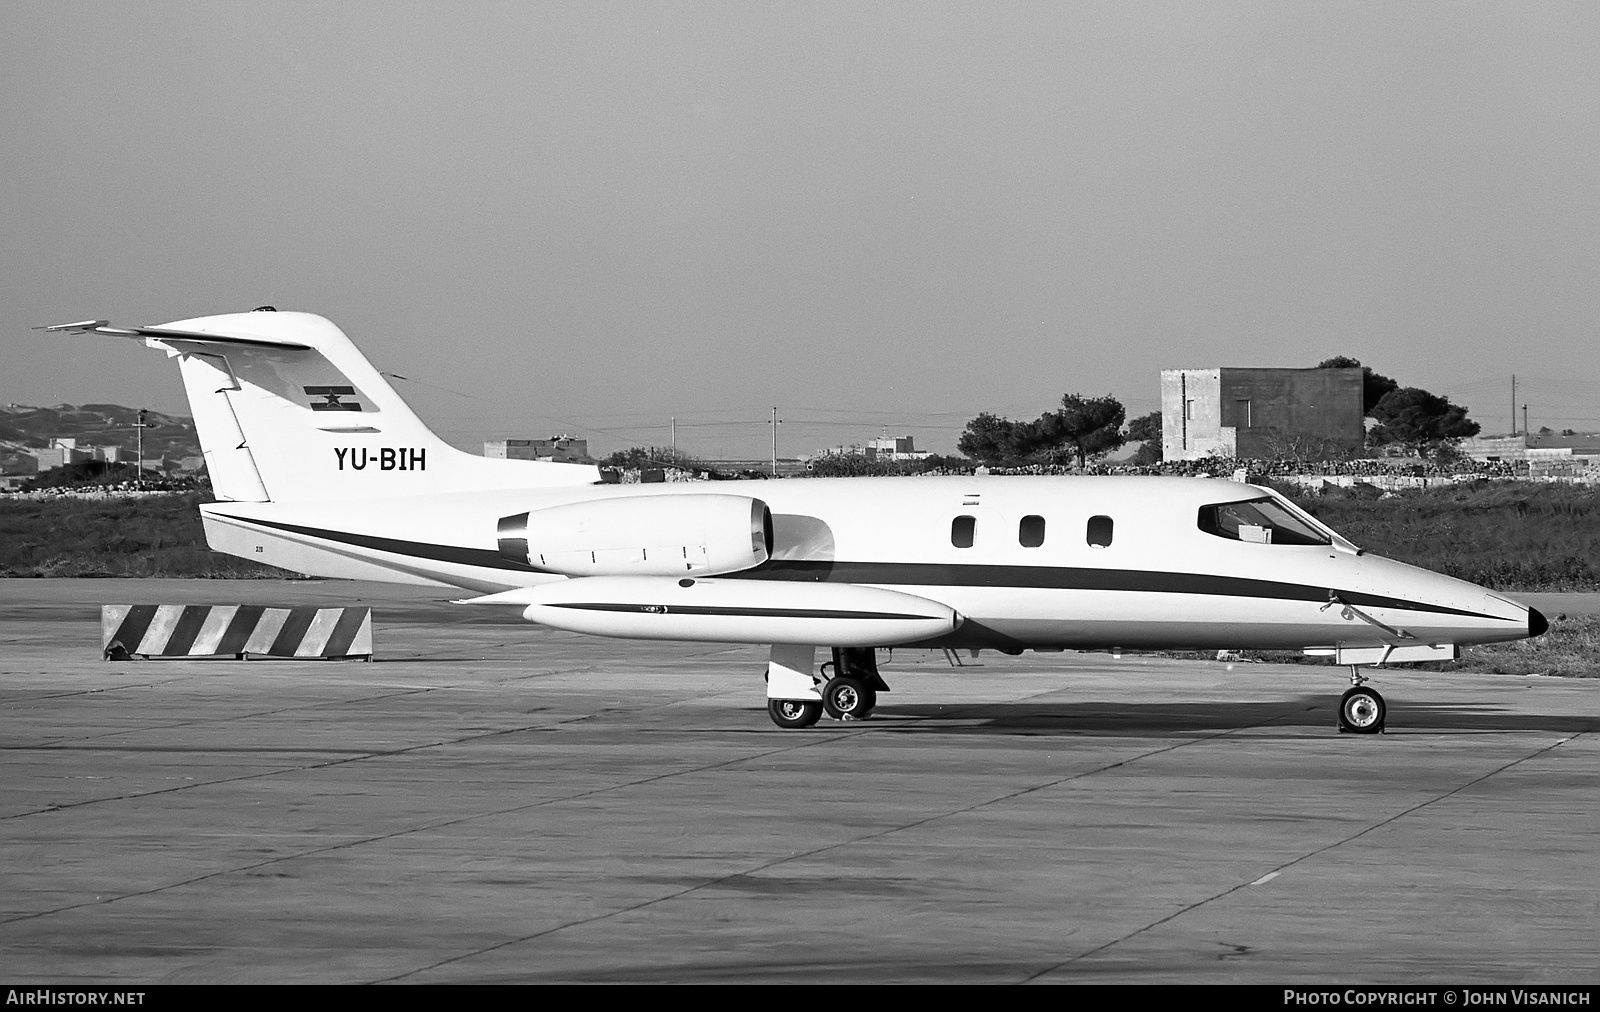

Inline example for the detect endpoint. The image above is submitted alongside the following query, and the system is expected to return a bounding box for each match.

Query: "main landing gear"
[765,646,891,729]
[1338,668,1386,734]
[822,676,875,721]
[767,698,823,729]
[820,647,889,722]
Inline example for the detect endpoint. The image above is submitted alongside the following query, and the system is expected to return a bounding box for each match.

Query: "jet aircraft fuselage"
[196,474,1537,655]
[39,310,1545,732]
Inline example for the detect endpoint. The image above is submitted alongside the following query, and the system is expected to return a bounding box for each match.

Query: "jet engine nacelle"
[498,494,773,577]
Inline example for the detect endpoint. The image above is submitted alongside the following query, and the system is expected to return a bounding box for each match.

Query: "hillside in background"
[0,403,199,473]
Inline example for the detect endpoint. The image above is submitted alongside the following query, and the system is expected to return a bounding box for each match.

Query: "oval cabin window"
[1019,515,1046,548]
[1086,515,1113,548]
[951,515,976,548]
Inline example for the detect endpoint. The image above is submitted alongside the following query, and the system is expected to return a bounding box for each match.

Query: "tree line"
[957,396,1159,468]
[1311,356,1479,457]
[952,357,1479,468]
[600,357,1482,474]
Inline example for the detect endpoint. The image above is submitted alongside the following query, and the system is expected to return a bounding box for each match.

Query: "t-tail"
[39,309,599,502]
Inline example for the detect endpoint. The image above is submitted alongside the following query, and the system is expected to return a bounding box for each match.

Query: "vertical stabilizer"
[174,350,272,501]
[52,311,600,502]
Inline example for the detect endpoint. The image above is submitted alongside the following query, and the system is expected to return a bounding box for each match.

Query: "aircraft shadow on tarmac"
[854,698,1600,736]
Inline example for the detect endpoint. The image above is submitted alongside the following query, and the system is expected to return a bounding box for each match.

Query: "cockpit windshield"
[1198,497,1331,547]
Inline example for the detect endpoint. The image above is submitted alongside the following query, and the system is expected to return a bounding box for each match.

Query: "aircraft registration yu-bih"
[40,309,1546,733]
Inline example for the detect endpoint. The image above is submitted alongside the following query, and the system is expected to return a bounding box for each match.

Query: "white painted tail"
[50,310,599,502]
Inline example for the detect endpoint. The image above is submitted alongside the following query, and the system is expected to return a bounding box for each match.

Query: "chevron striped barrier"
[101,605,373,661]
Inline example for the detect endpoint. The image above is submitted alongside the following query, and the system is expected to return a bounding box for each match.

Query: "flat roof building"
[483,437,591,464]
[1162,367,1364,461]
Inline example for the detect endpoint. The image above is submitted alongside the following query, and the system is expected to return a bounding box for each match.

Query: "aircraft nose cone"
[1528,607,1549,638]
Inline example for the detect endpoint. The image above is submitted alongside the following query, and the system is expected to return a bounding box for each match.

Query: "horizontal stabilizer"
[36,320,312,350]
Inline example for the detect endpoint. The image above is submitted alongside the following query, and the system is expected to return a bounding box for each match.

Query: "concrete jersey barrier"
[101,604,372,660]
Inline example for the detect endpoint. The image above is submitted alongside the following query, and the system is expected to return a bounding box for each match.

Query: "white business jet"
[40,309,1545,733]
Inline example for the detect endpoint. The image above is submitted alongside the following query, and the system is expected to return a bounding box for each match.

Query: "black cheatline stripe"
[268,607,319,657]
[543,603,937,620]
[110,605,160,654]
[161,605,214,656]
[322,607,369,657]
[215,606,266,656]
[729,560,1501,621]
[244,518,527,571]
[233,518,1509,622]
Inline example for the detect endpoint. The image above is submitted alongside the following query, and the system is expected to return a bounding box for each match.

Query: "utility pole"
[1522,403,1529,440]
[670,416,675,457]
[768,407,782,476]
[1510,375,1516,436]
[135,408,148,488]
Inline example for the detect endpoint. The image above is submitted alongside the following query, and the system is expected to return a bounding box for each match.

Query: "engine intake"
[498,494,773,577]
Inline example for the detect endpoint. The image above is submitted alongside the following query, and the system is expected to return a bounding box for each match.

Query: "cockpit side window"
[1198,497,1330,546]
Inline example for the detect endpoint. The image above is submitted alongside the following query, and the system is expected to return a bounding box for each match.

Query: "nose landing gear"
[1338,668,1386,734]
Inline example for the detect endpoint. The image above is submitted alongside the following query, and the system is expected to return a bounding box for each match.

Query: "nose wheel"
[1338,669,1386,734]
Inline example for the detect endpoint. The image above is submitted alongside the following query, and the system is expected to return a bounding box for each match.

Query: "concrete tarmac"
[2,579,1597,984]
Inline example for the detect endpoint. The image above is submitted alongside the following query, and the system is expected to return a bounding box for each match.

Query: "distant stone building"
[483,436,591,463]
[1161,367,1364,461]
[1459,433,1600,476]
[1457,435,1527,462]
[811,435,933,463]
[865,436,932,462]
[28,438,96,471]
[2,454,39,477]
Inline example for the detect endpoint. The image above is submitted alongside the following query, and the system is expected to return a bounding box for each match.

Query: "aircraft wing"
[455,576,962,647]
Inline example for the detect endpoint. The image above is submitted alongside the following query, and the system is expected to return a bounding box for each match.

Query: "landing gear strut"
[765,646,891,728]
[1338,668,1386,734]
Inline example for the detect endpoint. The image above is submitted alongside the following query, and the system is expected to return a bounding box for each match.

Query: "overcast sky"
[5,1,1598,456]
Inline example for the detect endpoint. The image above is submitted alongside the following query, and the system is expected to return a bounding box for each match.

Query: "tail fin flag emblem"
[305,385,363,411]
